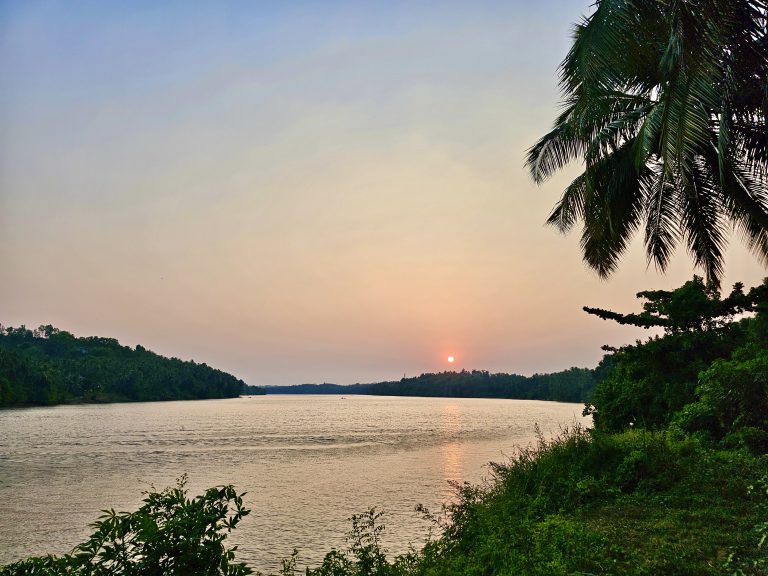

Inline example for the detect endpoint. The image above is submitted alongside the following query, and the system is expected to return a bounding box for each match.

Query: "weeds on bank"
[270,425,767,576]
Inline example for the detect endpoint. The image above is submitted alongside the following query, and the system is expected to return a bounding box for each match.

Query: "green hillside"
[0,324,263,407]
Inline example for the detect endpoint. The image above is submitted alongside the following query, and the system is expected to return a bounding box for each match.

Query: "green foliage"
[526,0,768,285]
[0,346,60,406]
[587,328,739,431]
[725,474,768,575]
[674,346,768,452]
[281,429,768,576]
[0,477,251,576]
[583,276,756,334]
[586,278,768,434]
[273,509,420,576]
[308,510,400,576]
[0,324,263,407]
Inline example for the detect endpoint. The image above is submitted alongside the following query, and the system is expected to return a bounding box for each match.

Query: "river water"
[0,395,588,573]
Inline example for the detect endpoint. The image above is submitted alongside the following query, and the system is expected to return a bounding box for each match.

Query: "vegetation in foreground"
[2,276,767,575]
[0,477,252,576]
[295,428,768,576]
[2,431,765,576]
[0,324,264,407]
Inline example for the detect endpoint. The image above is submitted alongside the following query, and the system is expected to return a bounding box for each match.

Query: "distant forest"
[0,324,264,407]
[266,366,602,403]
[1,323,598,407]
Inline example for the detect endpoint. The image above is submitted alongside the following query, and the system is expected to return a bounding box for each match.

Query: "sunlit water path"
[0,395,588,572]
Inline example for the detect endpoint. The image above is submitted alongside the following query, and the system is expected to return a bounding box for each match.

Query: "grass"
[406,428,767,576]
[293,427,768,576]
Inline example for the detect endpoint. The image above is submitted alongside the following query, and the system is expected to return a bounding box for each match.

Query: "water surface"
[0,395,588,572]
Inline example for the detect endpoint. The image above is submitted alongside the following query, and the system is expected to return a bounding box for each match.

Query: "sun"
[447,355,455,363]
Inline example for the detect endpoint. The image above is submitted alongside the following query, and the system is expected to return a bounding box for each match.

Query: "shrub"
[0,477,251,576]
[673,347,768,453]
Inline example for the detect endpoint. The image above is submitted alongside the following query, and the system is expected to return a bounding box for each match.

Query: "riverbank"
[3,279,767,574]
[357,427,767,576]
[3,425,765,576]
[0,395,585,570]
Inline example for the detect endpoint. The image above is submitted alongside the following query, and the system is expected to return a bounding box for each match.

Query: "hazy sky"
[1,1,765,386]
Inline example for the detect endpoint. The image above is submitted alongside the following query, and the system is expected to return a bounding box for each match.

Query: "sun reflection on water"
[440,403,466,486]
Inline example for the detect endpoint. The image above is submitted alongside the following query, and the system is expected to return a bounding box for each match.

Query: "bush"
[0,477,251,576]
[673,347,768,453]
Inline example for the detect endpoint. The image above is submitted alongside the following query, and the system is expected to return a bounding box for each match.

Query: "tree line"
[0,324,264,407]
[266,366,599,403]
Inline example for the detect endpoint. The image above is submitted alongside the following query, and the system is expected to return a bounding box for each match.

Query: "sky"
[1,0,766,386]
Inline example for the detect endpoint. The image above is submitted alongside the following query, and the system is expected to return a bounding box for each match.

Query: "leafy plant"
[526,0,768,285]
[0,477,252,576]
[585,277,767,433]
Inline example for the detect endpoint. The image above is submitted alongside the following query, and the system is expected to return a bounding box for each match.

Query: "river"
[0,395,588,573]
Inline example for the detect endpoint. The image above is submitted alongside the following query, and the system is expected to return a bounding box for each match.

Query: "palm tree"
[527,0,768,286]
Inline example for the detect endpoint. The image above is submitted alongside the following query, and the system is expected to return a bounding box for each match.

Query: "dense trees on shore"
[268,368,598,403]
[0,324,261,407]
[369,368,597,402]
[585,276,768,451]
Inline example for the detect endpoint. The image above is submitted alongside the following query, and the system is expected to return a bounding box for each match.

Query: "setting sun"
[447,355,455,363]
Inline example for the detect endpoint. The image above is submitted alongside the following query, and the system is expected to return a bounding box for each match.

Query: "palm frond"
[547,173,587,233]
[679,161,728,285]
[644,162,680,272]
[579,140,645,277]
[530,0,768,285]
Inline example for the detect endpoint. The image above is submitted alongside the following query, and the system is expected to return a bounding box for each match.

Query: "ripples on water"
[0,395,589,572]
